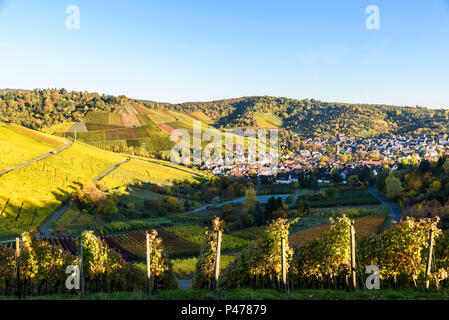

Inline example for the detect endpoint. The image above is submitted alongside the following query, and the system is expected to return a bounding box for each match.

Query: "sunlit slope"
[145,109,266,151]
[0,138,125,237]
[0,124,66,171]
[53,106,173,152]
[99,157,208,188]
[254,112,283,128]
[49,104,270,157]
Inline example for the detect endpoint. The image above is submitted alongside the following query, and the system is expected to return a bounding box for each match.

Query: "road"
[39,203,71,237]
[368,186,401,227]
[0,140,74,178]
[182,193,293,216]
[290,188,301,206]
[39,158,131,237]
[179,279,193,290]
[92,158,130,183]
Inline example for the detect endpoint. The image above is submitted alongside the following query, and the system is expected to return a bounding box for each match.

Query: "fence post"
[78,237,85,295]
[146,231,152,294]
[425,229,434,291]
[350,220,357,290]
[15,237,21,299]
[281,237,288,293]
[214,230,222,291]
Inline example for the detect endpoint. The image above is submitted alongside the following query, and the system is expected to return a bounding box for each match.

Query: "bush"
[193,217,223,289]
[220,218,296,289]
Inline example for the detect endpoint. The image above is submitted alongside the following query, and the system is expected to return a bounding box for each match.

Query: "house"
[275,172,292,184]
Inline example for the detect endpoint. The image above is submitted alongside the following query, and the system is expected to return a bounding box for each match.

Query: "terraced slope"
[54,106,173,153]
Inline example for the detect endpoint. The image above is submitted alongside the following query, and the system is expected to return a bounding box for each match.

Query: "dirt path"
[290,188,301,206]
[39,203,71,237]
[0,140,73,178]
[368,186,401,227]
[92,158,130,183]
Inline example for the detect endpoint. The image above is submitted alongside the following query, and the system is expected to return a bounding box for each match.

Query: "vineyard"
[0,122,206,237]
[2,215,449,298]
[102,229,201,259]
[300,188,381,208]
[0,141,125,236]
[53,108,174,152]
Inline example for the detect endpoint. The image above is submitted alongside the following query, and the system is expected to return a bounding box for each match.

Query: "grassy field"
[4,288,449,300]
[172,255,236,278]
[166,225,252,251]
[99,158,206,188]
[0,140,125,237]
[254,112,283,128]
[0,124,65,171]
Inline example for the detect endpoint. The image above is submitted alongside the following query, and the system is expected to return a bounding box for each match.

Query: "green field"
[4,288,449,300]
[172,255,236,278]
[166,225,252,251]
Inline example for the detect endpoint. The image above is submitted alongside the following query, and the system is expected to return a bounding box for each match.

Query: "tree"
[375,169,390,193]
[324,187,337,199]
[419,160,431,173]
[252,201,265,226]
[271,207,288,219]
[295,200,311,217]
[264,196,277,221]
[443,159,449,175]
[311,178,319,190]
[360,166,372,182]
[331,168,343,183]
[243,187,258,214]
[385,172,402,200]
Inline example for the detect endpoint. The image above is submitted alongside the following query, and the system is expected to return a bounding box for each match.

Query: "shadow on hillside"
[0,180,89,240]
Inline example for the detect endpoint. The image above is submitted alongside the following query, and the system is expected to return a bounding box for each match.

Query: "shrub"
[193,217,223,289]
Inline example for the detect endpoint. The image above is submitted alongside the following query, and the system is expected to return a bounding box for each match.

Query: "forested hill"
[150,96,449,138]
[1,89,449,138]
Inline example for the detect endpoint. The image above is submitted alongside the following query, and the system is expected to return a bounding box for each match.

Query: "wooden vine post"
[350,220,357,290]
[15,237,21,299]
[425,229,434,291]
[214,229,222,290]
[146,231,152,294]
[78,237,85,295]
[281,237,288,293]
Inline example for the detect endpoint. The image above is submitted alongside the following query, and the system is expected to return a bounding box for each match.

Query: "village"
[196,133,449,186]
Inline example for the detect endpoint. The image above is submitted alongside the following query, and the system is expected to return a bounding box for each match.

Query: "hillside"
[155,96,449,137]
[0,124,66,172]
[0,123,207,237]
[2,89,449,148]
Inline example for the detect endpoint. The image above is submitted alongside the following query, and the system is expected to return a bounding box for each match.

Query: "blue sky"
[0,0,448,108]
